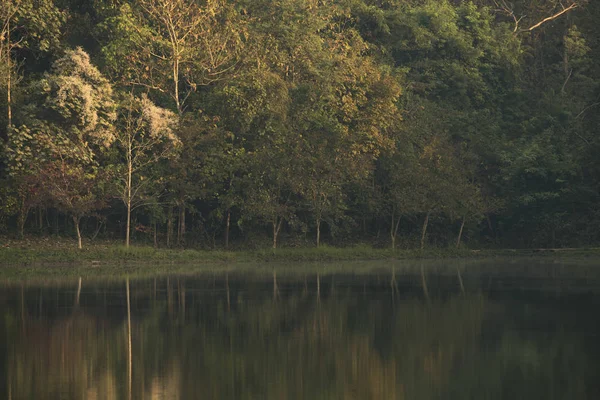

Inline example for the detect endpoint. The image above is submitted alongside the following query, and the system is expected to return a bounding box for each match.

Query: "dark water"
[2,261,600,399]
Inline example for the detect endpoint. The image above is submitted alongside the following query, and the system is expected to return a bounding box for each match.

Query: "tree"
[114,93,179,248]
[0,0,65,137]
[100,0,244,114]
[6,48,116,247]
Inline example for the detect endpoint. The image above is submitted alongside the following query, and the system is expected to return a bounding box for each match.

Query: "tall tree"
[100,0,244,114]
[6,48,116,247]
[0,0,65,138]
[114,93,179,248]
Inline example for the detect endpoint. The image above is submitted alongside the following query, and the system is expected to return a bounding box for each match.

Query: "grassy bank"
[2,236,600,265]
[0,241,464,264]
[2,237,600,263]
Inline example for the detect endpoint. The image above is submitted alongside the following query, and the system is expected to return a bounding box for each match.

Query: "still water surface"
[2,260,600,399]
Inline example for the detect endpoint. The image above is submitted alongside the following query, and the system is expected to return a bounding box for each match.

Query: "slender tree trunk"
[562,18,571,94]
[6,18,12,131]
[126,198,131,248]
[272,220,277,249]
[18,196,28,239]
[73,216,82,249]
[180,204,185,245]
[562,46,570,94]
[316,218,321,248]
[272,217,283,249]
[173,56,181,114]
[153,221,158,248]
[225,209,231,249]
[125,158,132,248]
[456,216,466,248]
[420,211,431,250]
[167,206,173,248]
[390,211,401,250]
[91,218,103,241]
[390,211,395,250]
[177,205,181,244]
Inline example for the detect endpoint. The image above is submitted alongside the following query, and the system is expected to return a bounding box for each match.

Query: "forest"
[0,0,598,250]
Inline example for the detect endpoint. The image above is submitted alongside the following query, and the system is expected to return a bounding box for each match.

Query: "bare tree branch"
[524,3,578,32]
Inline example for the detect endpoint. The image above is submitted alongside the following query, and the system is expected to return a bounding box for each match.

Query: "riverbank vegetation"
[1,0,599,251]
[2,235,600,268]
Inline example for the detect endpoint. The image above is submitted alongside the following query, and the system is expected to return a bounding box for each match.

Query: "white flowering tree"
[6,47,116,247]
[115,94,180,248]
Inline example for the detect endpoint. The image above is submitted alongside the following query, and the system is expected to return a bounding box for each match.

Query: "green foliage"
[1,0,599,249]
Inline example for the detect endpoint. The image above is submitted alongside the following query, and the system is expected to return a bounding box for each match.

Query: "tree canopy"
[1,0,598,249]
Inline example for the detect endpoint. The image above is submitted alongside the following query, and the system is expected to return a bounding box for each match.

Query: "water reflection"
[2,269,599,399]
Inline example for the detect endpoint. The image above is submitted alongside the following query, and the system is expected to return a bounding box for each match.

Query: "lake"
[2,258,600,399]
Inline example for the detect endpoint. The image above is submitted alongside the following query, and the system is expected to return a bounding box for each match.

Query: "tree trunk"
[456,216,466,248]
[125,198,131,248]
[316,218,321,247]
[167,206,173,248]
[180,204,185,245]
[420,211,430,250]
[173,56,181,114]
[272,217,282,249]
[390,211,401,250]
[6,17,12,132]
[153,221,158,248]
[177,205,181,245]
[125,158,132,248]
[91,218,103,241]
[18,196,28,239]
[73,216,82,249]
[225,209,231,249]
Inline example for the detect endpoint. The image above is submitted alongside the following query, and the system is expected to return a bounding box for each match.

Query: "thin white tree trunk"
[73,216,82,249]
[420,211,430,250]
[316,218,321,247]
[456,216,466,248]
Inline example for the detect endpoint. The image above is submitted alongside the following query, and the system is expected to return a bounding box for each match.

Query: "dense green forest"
[0,0,598,250]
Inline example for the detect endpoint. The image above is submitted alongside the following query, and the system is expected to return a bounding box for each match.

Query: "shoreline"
[2,242,600,264]
[1,241,600,281]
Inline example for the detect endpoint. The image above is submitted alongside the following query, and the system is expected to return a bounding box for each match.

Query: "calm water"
[2,260,600,399]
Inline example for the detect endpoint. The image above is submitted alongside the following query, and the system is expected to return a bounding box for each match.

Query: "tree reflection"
[1,276,595,399]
